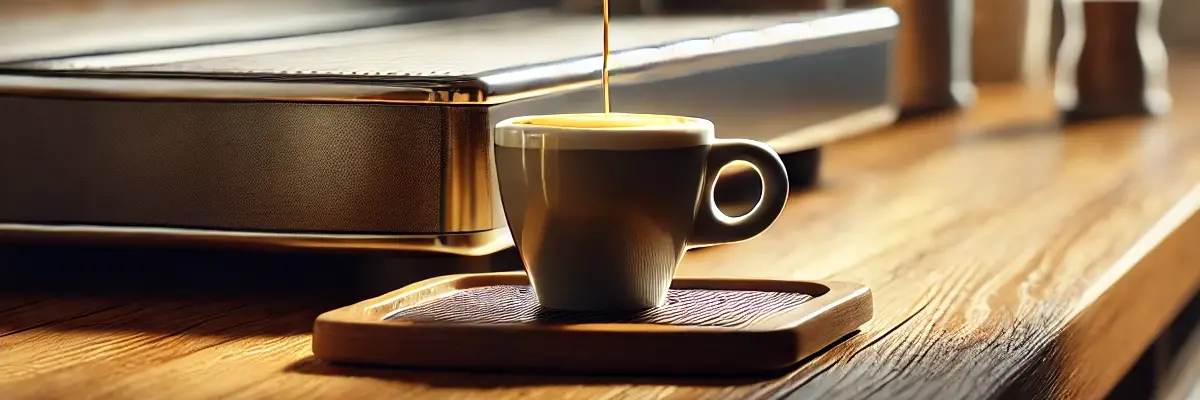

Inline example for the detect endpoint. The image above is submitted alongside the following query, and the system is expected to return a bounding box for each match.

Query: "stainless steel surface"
[562,0,838,13]
[1055,0,1171,120]
[0,224,513,256]
[3,8,898,107]
[4,7,898,152]
[0,8,897,254]
[0,0,555,64]
[561,0,662,14]
[489,35,897,153]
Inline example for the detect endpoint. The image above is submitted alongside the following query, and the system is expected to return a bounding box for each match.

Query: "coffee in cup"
[493,112,788,311]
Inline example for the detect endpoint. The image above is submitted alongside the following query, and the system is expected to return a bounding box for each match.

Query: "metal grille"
[113,12,818,76]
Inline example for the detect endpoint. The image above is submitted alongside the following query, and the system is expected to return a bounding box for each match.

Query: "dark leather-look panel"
[385,285,814,328]
[0,98,454,234]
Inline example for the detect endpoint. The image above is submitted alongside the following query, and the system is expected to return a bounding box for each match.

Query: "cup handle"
[687,138,790,248]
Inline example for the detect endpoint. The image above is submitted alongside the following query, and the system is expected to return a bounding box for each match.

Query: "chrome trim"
[442,107,507,232]
[0,75,475,104]
[0,224,514,256]
[0,8,899,106]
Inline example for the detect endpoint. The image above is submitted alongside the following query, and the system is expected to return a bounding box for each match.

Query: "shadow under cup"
[493,113,787,312]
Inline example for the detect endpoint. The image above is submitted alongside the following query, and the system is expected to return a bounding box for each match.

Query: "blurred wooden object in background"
[1161,0,1200,49]
[1055,0,1171,120]
[867,0,976,114]
[972,0,1054,85]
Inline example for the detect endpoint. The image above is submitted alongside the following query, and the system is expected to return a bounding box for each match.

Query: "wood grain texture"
[4,53,1200,399]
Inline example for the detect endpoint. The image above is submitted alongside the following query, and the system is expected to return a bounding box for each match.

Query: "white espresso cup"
[493,113,789,311]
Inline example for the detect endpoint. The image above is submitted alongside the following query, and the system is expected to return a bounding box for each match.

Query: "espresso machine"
[0,0,897,257]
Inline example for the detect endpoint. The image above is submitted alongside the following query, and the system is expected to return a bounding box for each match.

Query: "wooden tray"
[312,272,872,375]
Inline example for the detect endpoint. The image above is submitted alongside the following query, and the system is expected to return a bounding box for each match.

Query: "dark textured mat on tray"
[385,284,814,327]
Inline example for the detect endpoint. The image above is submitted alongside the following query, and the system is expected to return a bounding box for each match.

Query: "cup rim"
[496,112,712,131]
[494,113,714,150]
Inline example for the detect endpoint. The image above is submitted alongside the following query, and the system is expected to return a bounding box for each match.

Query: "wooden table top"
[4,55,1200,399]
